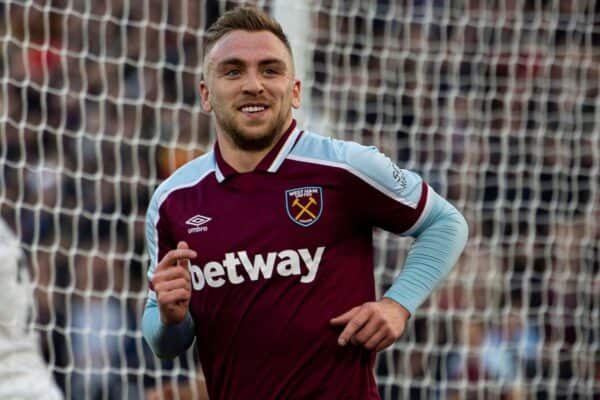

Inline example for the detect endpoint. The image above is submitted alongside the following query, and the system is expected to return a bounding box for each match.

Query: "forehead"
[206,30,293,68]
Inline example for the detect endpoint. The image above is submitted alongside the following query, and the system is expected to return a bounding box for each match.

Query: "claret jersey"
[146,121,431,400]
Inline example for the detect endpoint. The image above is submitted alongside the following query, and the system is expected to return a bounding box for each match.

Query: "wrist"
[380,297,411,320]
[160,310,192,327]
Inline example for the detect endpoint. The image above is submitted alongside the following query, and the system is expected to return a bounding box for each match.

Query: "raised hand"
[151,241,197,325]
[330,298,410,352]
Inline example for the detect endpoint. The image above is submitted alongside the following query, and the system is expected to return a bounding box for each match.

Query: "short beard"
[228,126,278,151]
[216,114,286,152]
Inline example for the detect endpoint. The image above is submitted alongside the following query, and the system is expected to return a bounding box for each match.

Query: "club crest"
[285,186,323,227]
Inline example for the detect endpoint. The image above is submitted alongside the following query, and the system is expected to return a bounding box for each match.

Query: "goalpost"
[1,1,598,399]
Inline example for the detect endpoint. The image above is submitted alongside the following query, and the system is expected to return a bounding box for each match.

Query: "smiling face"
[200,30,301,152]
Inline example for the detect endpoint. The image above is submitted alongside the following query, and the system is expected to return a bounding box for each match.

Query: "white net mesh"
[1,1,598,399]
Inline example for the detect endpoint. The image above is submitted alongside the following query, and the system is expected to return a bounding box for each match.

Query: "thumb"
[330,306,360,326]
[177,241,189,250]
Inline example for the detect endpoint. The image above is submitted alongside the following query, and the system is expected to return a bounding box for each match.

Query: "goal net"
[1,0,598,399]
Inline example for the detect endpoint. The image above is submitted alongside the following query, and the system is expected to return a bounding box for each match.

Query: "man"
[142,6,468,400]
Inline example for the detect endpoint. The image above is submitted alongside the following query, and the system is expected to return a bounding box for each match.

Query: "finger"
[177,257,190,268]
[176,241,190,266]
[159,250,197,267]
[154,278,191,294]
[158,288,191,305]
[337,308,371,346]
[330,306,360,326]
[363,329,387,351]
[151,270,190,293]
[353,318,383,345]
[157,248,197,271]
[375,337,396,352]
[154,265,192,283]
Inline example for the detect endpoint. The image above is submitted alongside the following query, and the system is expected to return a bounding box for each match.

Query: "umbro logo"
[186,214,211,234]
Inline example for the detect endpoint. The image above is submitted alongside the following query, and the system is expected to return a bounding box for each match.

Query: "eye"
[224,69,241,78]
[263,67,280,77]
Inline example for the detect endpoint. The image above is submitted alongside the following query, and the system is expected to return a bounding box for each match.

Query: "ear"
[199,80,212,112]
[291,79,301,109]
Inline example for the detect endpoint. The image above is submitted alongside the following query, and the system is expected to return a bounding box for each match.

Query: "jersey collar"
[213,120,302,183]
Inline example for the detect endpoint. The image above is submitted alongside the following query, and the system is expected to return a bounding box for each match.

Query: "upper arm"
[337,141,431,235]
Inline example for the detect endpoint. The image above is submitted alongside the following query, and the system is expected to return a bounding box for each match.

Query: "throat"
[229,149,268,173]
[219,142,273,173]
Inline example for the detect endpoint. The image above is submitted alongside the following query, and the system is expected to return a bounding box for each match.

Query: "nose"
[242,70,264,95]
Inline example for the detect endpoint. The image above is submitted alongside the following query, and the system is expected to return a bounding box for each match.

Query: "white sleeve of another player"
[0,219,63,400]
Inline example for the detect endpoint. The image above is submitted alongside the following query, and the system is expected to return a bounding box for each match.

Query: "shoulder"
[289,130,373,165]
[290,131,396,176]
[149,151,215,210]
[291,131,424,207]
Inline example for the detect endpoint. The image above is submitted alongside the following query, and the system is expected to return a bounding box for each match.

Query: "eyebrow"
[216,57,288,70]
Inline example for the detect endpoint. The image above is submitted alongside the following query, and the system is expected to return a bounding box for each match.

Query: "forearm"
[142,297,196,359]
[384,190,468,314]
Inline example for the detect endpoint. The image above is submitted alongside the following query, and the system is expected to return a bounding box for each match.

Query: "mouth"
[238,104,269,114]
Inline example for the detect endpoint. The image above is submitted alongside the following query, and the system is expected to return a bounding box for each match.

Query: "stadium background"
[1,0,598,399]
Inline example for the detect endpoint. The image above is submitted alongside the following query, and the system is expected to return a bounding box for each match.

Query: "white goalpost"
[1,1,598,399]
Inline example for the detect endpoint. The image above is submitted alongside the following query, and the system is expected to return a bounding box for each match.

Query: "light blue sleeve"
[383,189,468,314]
[142,189,195,359]
[142,297,196,359]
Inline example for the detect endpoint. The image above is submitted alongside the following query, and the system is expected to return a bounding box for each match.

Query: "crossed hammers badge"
[285,186,323,227]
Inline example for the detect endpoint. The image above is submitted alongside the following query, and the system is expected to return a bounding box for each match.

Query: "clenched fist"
[151,241,197,325]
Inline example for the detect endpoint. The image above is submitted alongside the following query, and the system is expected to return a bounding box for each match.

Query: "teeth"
[241,106,266,113]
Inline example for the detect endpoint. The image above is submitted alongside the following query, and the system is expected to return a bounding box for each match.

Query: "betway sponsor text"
[189,247,326,291]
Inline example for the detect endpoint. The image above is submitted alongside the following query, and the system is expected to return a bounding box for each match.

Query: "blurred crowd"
[1,0,598,399]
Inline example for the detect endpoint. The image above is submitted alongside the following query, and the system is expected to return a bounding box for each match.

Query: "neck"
[218,140,274,173]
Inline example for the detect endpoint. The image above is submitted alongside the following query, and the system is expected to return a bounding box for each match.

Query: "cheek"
[212,86,236,104]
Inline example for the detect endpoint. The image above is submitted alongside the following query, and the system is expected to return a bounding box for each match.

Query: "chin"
[231,127,278,151]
